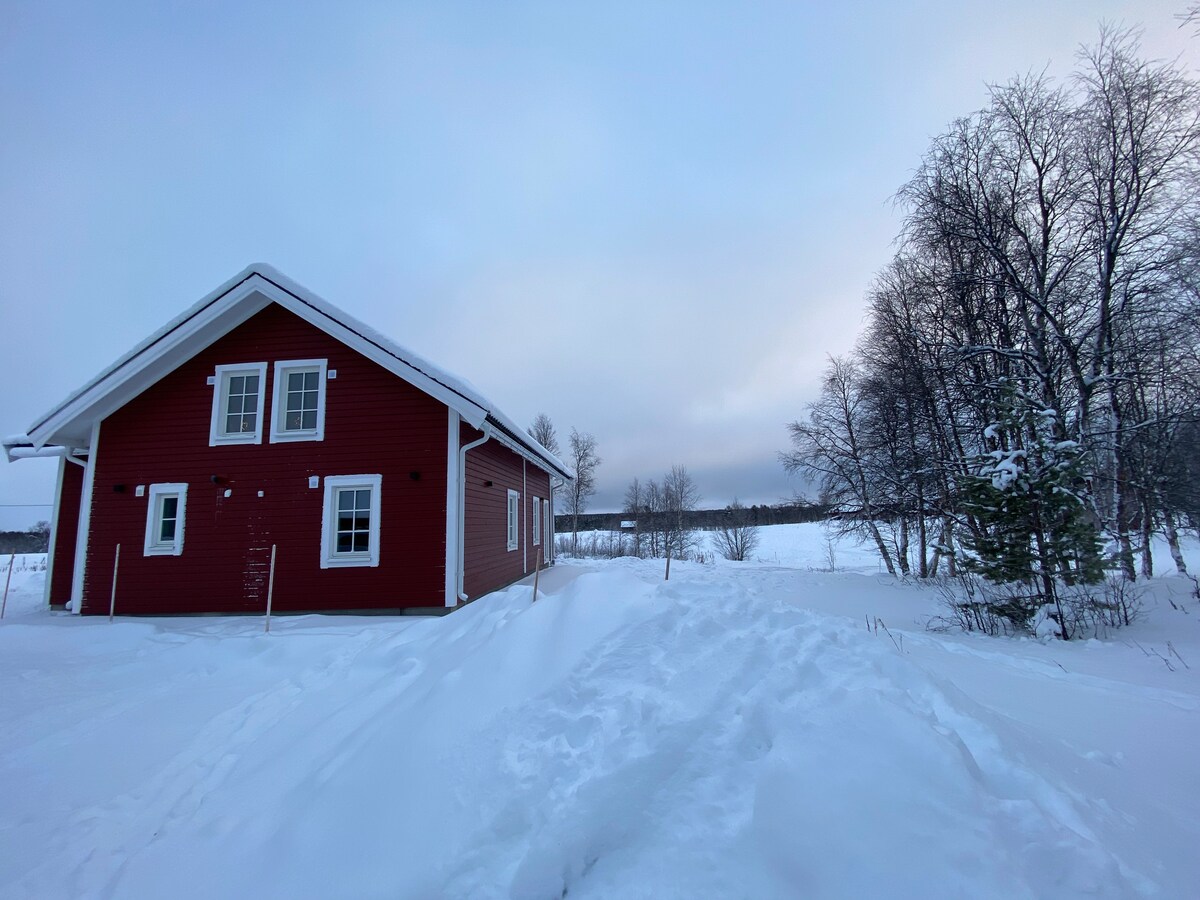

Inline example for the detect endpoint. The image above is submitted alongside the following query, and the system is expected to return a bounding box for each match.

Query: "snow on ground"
[1,527,1198,898]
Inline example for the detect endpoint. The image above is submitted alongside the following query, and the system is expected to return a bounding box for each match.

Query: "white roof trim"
[21,264,571,480]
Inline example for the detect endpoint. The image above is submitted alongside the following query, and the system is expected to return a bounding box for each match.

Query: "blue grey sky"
[1,1,1196,526]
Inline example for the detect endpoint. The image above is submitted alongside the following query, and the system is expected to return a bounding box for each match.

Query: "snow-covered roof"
[9,264,571,479]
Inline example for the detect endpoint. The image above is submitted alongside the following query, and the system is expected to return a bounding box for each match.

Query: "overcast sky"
[1,1,1196,527]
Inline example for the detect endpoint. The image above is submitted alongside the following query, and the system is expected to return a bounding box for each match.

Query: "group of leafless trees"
[529,413,602,555]
[621,466,703,562]
[784,31,1200,629]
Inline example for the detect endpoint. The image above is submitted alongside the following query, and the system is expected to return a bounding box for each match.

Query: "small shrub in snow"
[711,500,760,562]
[1057,575,1144,637]
[824,535,838,572]
[929,575,1036,637]
[930,571,1144,640]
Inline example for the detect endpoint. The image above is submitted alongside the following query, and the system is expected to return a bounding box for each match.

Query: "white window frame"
[144,483,188,557]
[270,358,328,443]
[507,489,520,551]
[209,362,268,446]
[532,496,541,545]
[321,474,382,568]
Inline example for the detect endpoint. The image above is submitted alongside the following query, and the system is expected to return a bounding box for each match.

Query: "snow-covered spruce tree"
[961,389,1103,638]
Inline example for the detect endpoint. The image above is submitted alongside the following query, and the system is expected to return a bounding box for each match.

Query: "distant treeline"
[558,502,831,534]
[0,530,50,555]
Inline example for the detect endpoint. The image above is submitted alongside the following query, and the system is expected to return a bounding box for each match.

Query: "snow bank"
[1,544,1198,897]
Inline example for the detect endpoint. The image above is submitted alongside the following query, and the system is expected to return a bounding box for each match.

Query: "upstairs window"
[321,475,382,568]
[507,489,520,551]
[271,359,328,442]
[210,363,267,445]
[532,496,541,545]
[144,483,188,556]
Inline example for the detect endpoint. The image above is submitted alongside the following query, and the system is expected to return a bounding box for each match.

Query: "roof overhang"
[16,264,571,480]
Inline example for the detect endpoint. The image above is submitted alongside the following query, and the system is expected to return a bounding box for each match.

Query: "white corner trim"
[320,474,382,568]
[70,420,101,614]
[43,456,65,608]
[522,459,527,574]
[143,483,188,556]
[269,358,328,443]
[209,362,267,446]
[445,409,460,607]
[457,425,492,601]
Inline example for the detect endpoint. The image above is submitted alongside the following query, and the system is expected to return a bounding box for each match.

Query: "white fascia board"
[486,427,570,481]
[21,264,555,464]
[27,276,273,448]
[271,293,490,429]
[484,417,572,481]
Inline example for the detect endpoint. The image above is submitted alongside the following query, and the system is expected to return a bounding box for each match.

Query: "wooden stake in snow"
[665,544,672,581]
[108,544,121,622]
[264,544,277,634]
[0,552,15,620]
[532,547,541,602]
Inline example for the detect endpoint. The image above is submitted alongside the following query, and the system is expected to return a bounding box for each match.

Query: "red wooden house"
[3,264,570,615]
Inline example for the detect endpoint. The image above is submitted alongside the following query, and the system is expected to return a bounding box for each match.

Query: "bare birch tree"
[565,428,600,555]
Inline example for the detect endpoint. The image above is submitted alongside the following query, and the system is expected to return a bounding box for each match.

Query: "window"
[507,489,520,551]
[271,359,327,442]
[321,475,382,568]
[532,496,541,545]
[210,363,268,445]
[144,483,188,556]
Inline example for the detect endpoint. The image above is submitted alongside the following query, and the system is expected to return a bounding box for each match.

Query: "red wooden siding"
[460,424,553,601]
[526,461,551,570]
[81,303,449,614]
[48,459,83,607]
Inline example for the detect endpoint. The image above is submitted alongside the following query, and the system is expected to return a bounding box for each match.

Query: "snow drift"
[1,534,1197,898]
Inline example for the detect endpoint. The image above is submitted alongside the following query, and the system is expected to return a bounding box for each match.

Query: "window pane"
[331,483,376,558]
[283,369,320,432]
[220,370,262,437]
[161,497,177,518]
[159,519,176,542]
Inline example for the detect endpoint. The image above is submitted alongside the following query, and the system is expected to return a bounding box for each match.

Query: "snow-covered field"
[1,524,1198,898]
